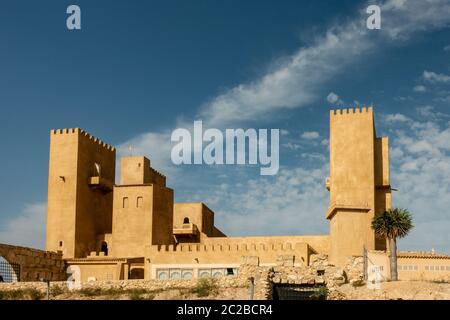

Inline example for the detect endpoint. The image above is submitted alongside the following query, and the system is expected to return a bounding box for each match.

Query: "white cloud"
[416,105,449,120]
[0,202,47,249]
[202,165,330,236]
[301,131,320,140]
[423,70,450,83]
[443,44,450,52]
[198,0,450,127]
[388,115,450,252]
[326,92,341,104]
[283,142,301,151]
[383,113,411,123]
[116,131,177,181]
[413,85,427,92]
[110,0,450,252]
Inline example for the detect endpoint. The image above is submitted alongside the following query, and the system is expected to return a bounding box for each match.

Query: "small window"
[59,241,63,247]
[227,268,235,276]
[414,266,418,270]
[123,197,129,208]
[441,266,445,271]
[408,265,413,271]
[137,196,143,208]
[425,266,429,271]
[183,217,190,224]
[101,241,108,256]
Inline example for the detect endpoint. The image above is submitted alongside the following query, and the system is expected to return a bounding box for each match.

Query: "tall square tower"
[327,107,391,266]
[46,129,116,258]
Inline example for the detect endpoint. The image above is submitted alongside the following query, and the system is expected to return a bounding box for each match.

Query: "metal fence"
[0,260,20,283]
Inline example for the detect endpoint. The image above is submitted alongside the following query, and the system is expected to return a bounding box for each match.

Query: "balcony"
[173,223,200,239]
[88,176,113,192]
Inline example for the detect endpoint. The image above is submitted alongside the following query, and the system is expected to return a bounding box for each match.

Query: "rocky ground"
[1,280,449,300]
[330,280,450,300]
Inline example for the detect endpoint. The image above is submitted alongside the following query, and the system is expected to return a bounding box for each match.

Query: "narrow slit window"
[137,196,143,208]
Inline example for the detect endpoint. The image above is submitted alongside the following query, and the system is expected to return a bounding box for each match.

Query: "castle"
[45,107,448,282]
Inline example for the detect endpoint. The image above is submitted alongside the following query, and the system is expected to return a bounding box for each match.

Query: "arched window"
[100,241,108,256]
[123,197,129,208]
[94,162,101,177]
[137,197,143,208]
[183,217,190,224]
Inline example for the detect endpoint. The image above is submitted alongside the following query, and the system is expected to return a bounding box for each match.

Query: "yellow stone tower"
[46,129,116,258]
[110,156,175,258]
[326,107,391,266]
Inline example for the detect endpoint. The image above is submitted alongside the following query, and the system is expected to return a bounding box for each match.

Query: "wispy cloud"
[326,92,344,105]
[383,113,412,123]
[0,202,47,249]
[301,131,320,140]
[200,165,330,236]
[413,85,427,93]
[388,115,450,252]
[423,70,450,83]
[198,0,450,127]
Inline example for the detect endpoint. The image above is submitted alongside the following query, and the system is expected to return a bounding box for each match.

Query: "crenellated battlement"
[330,106,373,116]
[50,128,116,152]
[150,242,308,253]
[150,167,166,179]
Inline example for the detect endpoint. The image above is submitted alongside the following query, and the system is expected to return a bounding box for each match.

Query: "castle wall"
[0,244,66,282]
[368,251,450,281]
[200,235,330,255]
[145,241,312,279]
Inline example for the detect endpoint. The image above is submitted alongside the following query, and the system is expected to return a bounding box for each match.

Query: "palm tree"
[371,208,413,281]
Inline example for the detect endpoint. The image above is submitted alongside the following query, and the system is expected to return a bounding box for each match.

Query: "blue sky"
[0,0,450,253]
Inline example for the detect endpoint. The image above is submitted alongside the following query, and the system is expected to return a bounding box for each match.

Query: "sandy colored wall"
[329,210,369,265]
[328,108,375,212]
[0,244,66,282]
[111,185,154,257]
[327,107,384,266]
[174,203,215,237]
[368,251,450,281]
[69,263,120,283]
[46,129,115,259]
[75,131,116,258]
[151,185,174,246]
[145,241,311,280]
[200,235,330,255]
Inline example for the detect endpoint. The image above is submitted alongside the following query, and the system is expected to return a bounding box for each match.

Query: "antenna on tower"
[129,144,133,156]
